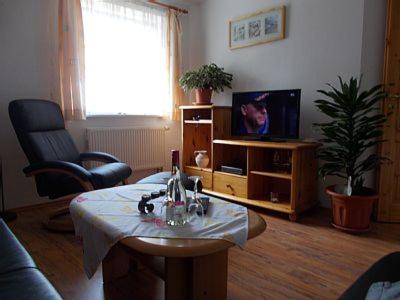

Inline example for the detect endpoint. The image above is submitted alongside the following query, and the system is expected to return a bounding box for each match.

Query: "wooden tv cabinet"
[181,105,319,221]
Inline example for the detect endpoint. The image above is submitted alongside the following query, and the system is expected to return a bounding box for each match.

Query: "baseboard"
[12,194,79,212]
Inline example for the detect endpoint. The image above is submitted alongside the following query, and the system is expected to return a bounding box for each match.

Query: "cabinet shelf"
[202,189,292,213]
[250,170,292,180]
[213,139,319,150]
[185,165,212,173]
[184,120,212,124]
[180,105,214,110]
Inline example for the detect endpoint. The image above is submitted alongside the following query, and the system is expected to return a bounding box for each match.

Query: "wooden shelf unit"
[180,105,320,221]
[181,105,231,190]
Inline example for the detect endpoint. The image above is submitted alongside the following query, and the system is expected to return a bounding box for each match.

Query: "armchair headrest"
[9,99,65,133]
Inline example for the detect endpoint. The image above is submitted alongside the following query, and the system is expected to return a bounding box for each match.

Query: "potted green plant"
[314,76,387,233]
[179,63,233,105]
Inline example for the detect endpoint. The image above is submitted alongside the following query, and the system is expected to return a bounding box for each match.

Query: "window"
[81,0,170,116]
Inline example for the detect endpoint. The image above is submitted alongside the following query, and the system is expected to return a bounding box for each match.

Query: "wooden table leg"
[102,244,137,284]
[103,245,229,299]
[165,249,228,300]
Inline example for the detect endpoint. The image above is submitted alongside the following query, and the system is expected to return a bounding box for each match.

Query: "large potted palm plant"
[314,77,387,233]
[179,63,233,105]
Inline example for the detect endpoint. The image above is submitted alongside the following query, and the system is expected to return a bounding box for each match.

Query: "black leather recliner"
[8,99,132,231]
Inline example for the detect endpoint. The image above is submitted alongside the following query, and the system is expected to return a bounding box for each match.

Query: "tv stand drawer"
[213,172,247,198]
[185,167,212,189]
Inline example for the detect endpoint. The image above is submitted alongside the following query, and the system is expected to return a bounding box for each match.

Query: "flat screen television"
[231,89,301,140]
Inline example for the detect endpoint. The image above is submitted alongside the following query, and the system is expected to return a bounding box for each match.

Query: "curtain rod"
[147,0,188,14]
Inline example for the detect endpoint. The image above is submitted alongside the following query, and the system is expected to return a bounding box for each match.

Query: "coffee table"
[102,209,266,300]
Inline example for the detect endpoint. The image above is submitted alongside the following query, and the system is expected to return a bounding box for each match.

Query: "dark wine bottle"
[171,149,179,175]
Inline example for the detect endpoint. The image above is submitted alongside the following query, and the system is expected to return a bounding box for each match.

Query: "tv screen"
[231,89,301,139]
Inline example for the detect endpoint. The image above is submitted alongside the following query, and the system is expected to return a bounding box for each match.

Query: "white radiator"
[86,127,166,171]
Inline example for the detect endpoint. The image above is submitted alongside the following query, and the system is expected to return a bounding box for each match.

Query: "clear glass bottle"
[165,167,188,226]
[188,176,204,218]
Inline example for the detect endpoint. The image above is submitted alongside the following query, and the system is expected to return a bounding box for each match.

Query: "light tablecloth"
[69,184,248,278]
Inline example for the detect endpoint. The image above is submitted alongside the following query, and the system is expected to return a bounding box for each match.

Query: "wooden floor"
[7,202,400,300]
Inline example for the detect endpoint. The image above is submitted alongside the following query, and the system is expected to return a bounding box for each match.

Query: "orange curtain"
[167,10,184,121]
[58,0,86,120]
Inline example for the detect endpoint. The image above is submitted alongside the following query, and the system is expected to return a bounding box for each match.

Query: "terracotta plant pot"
[326,185,377,233]
[194,88,213,105]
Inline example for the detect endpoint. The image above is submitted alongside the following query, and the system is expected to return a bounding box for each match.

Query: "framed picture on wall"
[229,5,286,50]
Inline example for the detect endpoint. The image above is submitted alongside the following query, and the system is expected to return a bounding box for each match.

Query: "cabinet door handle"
[226,184,234,192]
[390,94,400,99]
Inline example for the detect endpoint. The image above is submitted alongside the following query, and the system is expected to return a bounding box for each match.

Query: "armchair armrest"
[79,152,120,163]
[23,161,94,191]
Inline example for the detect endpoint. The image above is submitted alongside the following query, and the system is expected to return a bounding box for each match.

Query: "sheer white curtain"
[167,10,184,121]
[81,0,170,116]
[58,0,86,120]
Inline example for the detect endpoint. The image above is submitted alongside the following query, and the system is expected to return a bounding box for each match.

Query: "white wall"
[0,0,190,209]
[0,0,54,209]
[187,0,387,206]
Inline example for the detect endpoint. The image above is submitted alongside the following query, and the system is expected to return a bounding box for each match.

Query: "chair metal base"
[42,179,129,233]
[43,206,75,233]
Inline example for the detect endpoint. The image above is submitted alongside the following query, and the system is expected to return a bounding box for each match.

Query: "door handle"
[226,184,234,193]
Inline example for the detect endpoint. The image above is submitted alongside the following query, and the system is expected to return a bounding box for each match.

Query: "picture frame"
[229,5,286,50]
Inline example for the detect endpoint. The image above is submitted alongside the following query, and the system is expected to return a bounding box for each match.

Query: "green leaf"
[179,63,233,93]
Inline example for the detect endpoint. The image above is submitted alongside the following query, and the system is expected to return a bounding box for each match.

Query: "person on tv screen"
[238,93,269,134]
